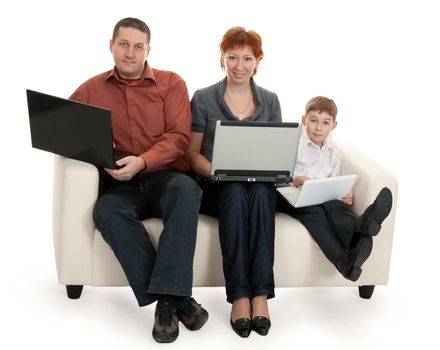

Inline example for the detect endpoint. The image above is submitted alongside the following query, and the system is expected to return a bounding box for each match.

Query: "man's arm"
[139,77,191,172]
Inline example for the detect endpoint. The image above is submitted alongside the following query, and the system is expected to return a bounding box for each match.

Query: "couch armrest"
[338,141,398,284]
[52,156,99,284]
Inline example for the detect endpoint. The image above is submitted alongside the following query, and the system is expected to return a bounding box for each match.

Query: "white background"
[1,0,439,349]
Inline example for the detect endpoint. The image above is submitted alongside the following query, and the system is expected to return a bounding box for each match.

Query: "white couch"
[52,141,398,300]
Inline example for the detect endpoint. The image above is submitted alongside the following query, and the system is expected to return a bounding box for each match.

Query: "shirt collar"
[105,61,156,85]
[302,130,334,150]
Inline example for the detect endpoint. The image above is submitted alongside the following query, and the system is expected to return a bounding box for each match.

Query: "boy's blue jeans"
[93,171,202,307]
[279,199,357,264]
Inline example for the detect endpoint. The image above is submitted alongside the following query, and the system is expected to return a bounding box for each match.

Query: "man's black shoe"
[357,187,393,237]
[337,235,373,282]
[175,296,209,331]
[152,300,179,343]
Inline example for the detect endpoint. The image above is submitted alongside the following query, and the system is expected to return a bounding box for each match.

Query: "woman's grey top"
[191,77,282,162]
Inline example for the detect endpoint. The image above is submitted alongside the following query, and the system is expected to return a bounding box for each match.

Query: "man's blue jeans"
[93,171,201,307]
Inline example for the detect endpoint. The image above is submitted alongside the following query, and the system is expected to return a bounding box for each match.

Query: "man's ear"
[109,39,114,53]
[332,120,338,130]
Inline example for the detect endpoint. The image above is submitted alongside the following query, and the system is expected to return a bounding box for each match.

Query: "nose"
[235,58,245,69]
[124,46,135,58]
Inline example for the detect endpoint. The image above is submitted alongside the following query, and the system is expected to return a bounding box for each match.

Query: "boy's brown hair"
[305,96,338,120]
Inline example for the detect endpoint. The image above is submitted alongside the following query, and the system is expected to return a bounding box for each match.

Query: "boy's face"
[302,110,337,148]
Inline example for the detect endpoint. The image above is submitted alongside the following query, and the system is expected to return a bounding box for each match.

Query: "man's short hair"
[112,17,151,44]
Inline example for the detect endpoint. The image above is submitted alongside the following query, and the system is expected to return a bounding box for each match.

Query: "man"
[70,17,208,343]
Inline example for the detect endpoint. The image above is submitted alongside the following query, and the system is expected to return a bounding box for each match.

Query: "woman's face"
[222,46,259,85]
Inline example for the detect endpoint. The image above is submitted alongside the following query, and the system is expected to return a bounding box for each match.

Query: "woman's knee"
[249,184,277,204]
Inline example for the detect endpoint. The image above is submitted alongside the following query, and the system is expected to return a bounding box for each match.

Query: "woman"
[189,27,281,337]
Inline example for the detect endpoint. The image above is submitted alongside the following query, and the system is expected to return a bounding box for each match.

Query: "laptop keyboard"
[277,186,301,205]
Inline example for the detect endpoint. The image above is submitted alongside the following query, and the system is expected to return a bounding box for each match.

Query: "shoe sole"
[152,330,179,343]
[367,188,393,236]
[349,236,373,282]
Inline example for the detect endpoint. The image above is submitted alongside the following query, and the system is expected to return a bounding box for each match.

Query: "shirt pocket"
[142,101,165,137]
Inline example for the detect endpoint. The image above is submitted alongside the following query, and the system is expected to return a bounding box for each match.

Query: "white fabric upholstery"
[52,141,398,289]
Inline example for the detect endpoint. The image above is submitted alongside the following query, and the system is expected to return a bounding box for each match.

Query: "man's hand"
[105,156,146,181]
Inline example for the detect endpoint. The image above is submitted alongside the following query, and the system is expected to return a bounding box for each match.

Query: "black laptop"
[26,89,124,169]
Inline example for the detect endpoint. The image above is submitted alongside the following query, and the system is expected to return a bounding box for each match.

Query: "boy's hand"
[292,176,311,187]
[341,190,354,205]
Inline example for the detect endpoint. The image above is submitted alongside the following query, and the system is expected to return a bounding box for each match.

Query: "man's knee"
[165,174,202,203]
[93,194,127,230]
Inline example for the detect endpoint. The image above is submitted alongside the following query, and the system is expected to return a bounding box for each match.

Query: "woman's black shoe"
[230,318,252,338]
[252,316,271,336]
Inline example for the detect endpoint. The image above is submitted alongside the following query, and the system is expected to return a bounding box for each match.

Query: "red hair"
[219,27,264,71]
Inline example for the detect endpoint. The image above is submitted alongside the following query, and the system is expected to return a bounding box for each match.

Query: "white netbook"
[209,120,301,184]
[277,174,357,208]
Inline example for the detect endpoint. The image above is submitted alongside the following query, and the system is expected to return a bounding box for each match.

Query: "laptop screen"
[210,120,301,183]
[26,89,115,168]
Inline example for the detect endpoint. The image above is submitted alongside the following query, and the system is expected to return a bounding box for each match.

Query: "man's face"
[110,27,150,79]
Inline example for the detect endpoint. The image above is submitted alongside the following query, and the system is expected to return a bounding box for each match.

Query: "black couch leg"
[358,285,375,299]
[66,285,83,299]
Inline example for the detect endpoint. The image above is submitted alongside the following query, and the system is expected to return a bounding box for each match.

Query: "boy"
[279,96,393,281]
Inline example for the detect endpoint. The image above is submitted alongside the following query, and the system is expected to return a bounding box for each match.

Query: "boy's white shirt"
[293,130,342,179]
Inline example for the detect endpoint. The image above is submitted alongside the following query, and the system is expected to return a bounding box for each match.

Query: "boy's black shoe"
[152,300,179,343]
[357,187,393,237]
[337,235,373,282]
[175,296,209,331]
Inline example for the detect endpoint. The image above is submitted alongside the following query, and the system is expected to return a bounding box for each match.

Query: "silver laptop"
[277,174,357,208]
[209,120,301,183]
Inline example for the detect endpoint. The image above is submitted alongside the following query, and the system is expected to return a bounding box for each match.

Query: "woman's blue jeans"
[200,181,277,303]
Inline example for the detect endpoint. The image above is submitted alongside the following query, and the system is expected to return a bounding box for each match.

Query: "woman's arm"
[188,132,212,177]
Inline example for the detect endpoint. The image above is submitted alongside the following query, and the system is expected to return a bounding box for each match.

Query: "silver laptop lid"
[210,120,301,183]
